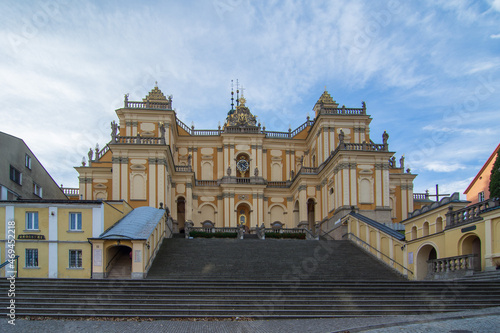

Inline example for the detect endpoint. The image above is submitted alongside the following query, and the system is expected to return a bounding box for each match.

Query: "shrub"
[264,232,306,239]
[189,231,237,238]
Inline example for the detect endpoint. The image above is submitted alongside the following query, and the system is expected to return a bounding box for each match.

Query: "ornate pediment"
[225,97,257,127]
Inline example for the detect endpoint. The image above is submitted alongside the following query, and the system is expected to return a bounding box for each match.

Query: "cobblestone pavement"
[4,307,500,333]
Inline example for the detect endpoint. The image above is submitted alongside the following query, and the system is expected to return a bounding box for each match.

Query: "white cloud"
[491,33,500,39]
[424,162,466,173]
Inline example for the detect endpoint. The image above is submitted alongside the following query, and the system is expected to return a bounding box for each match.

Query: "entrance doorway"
[462,235,481,271]
[237,203,251,231]
[177,196,186,232]
[416,244,438,280]
[307,199,315,230]
[106,245,132,279]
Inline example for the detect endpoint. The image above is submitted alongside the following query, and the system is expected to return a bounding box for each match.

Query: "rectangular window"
[69,250,82,268]
[26,212,39,230]
[9,165,22,184]
[25,249,38,268]
[33,182,43,197]
[69,212,82,231]
[478,191,485,202]
[25,154,32,169]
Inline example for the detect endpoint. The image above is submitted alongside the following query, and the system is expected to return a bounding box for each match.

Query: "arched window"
[411,226,417,240]
[423,222,429,237]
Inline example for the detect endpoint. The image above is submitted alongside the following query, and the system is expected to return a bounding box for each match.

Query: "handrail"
[343,232,413,276]
[0,255,19,278]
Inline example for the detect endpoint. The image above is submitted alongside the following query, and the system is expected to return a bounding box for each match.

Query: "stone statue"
[187,154,192,166]
[362,101,366,109]
[111,121,118,142]
[339,129,345,143]
[391,156,396,167]
[254,167,259,177]
[88,148,93,163]
[290,170,295,179]
[227,165,232,176]
[382,130,389,144]
[400,155,405,169]
[159,122,166,138]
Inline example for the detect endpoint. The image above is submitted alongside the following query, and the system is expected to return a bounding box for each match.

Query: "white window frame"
[10,165,22,185]
[25,249,38,268]
[478,191,485,202]
[69,212,82,231]
[25,154,32,169]
[25,211,39,230]
[69,250,82,268]
[33,182,43,198]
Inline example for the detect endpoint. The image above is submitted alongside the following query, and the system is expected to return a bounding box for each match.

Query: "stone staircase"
[2,278,500,319]
[146,238,405,280]
[2,238,499,319]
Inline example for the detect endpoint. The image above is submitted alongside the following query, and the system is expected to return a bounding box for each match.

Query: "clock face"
[236,159,249,172]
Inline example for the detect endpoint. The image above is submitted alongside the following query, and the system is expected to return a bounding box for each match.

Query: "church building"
[75,84,416,233]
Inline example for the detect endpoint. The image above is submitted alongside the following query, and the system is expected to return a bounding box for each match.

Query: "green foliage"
[189,231,237,238]
[264,232,306,239]
[490,149,500,199]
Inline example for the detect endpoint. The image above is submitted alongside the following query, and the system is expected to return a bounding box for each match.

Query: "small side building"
[0,199,171,279]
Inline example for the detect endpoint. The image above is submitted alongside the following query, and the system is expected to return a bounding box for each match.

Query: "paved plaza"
[5,306,499,333]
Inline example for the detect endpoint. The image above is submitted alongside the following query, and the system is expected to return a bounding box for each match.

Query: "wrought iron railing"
[343,232,413,276]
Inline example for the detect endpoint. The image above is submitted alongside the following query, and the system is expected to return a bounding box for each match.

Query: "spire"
[230,80,234,113]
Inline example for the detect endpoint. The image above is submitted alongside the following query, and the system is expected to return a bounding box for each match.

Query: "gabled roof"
[349,212,405,241]
[100,206,165,240]
[464,143,500,194]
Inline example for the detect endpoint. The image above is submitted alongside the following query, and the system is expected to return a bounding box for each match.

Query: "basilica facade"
[76,85,416,233]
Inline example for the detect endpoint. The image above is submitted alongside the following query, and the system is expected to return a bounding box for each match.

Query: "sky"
[1,0,499,199]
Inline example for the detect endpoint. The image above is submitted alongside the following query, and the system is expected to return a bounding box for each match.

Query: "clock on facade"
[236,159,249,173]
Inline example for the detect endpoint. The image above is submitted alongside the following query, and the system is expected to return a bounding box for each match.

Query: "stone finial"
[81,157,86,166]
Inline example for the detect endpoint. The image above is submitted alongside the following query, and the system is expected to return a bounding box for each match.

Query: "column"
[383,167,390,207]
[157,160,166,208]
[112,157,120,200]
[229,193,235,227]
[375,165,382,207]
[223,193,229,228]
[330,127,335,152]
[217,148,223,179]
[252,194,258,227]
[342,168,349,206]
[285,150,290,180]
[350,164,357,206]
[484,219,494,270]
[148,158,157,208]
[193,148,198,175]
[323,128,328,161]
[48,207,58,278]
[401,185,408,220]
[251,145,257,175]
[223,145,229,175]
[185,183,193,223]
[229,144,235,174]
[299,185,307,224]
[121,157,129,201]
[257,146,263,176]
[263,149,268,179]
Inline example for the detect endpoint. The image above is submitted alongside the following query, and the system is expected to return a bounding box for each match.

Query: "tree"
[489,149,500,199]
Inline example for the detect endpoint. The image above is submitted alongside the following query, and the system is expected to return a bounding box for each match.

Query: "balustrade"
[446,198,500,228]
[427,254,479,278]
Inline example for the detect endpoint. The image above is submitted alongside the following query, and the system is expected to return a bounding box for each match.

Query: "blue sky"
[1,0,499,198]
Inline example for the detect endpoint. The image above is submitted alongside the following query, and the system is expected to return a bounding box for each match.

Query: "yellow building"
[76,85,416,234]
[0,200,170,279]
